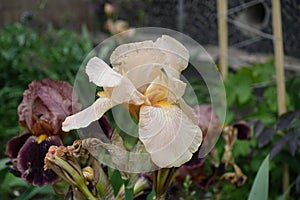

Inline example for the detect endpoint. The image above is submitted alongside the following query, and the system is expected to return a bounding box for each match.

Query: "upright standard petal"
[139,105,202,168]
[166,77,187,103]
[62,98,113,131]
[143,72,185,102]
[110,76,146,105]
[110,35,189,78]
[86,57,122,87]
[17,78,81,136]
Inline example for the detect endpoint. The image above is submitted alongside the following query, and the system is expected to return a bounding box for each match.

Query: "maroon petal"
[176,157,206,183]
[17,136,63,186]
[39,78,81,115]
[194,104,221,138]
[5,131,31,158]
[233,121,251,140]
[18,78,81,136]
[98,115,112,139]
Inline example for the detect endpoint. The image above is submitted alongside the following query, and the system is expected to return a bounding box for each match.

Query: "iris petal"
[17,78,81,136]
[62,97,113,131]
[139,104,202,168]
[5,131,31,158]
[110,35,189,78]
[86,57,123,87]
[17,136,63,186]
[110,76,146,105]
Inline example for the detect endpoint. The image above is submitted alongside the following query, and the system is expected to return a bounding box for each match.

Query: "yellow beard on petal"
[37,134,48,144]
[154,101,174,108]
[97,91,107,98]
[145,85,169,104]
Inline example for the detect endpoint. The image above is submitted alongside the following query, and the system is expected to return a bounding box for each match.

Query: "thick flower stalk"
[62,35,202,169]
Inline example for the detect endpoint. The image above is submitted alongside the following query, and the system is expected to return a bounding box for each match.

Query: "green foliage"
[221,61,300,199]
[146,187,155,200]
[0,22,92,144]
[14,185,58,200]
[248,154,269,200]
[108,169,123,196]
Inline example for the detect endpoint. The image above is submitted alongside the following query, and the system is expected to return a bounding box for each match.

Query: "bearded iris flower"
[62,35,202,168]
[5,78,81,186]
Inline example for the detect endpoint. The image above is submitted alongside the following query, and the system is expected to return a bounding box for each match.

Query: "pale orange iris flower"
[62,35,202,168]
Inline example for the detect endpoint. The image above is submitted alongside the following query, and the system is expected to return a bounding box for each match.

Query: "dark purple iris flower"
[5,78,81,187]
[6,133,63,186]
[233,121,251,140]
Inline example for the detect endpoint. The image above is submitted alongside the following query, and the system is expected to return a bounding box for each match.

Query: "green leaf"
[109,169,123,196]
[236,76,252,104]
[1,172,28,192]
[233,140,251,158]
[125,186,134,200]
[0,158,9,171]
[15,185,55,200]
[276,182,295,200]
[146,186,155,200]
[248,154,269,200]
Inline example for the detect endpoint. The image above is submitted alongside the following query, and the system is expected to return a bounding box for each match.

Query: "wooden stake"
[217,0,228,79]
[272,0,289,192]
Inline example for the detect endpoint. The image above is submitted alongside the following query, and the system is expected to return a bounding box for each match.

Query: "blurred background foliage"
[0,23,92,159]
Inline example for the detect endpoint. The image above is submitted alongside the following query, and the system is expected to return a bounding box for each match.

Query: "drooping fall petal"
[17,136,63,186]
[63,56,148,131]
[139,104,202,168]
[62,98,113,132]
[5,131,31,158]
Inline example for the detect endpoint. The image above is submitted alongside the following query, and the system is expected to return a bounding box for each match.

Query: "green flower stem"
[115,177,150,200]
[116,181,135,200]
[153,168,179,199]
[79,183,98,200]
[51,156,97,200]
[153,193,166,200]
